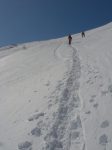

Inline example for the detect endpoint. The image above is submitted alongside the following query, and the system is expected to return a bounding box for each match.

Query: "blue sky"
[0,0,112,46]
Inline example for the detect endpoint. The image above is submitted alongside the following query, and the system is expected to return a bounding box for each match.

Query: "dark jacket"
[68,35,72,45]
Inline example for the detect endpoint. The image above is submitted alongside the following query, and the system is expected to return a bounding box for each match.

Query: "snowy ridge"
[0,22,112,150]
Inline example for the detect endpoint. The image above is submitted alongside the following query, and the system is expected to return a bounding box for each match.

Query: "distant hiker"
[81,32,85,38]
[68,34,72,45]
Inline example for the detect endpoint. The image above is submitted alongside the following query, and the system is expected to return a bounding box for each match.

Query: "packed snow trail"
[41,45,86,150]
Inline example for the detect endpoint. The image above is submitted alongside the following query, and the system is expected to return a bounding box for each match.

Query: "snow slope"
[0,22,112,150]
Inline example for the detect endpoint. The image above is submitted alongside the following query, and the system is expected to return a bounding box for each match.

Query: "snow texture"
[0,22,112,150]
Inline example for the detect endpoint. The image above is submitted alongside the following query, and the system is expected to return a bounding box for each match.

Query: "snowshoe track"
[43,45,86,150]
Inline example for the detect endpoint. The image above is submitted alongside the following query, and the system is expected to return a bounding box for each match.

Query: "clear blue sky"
[0,0,112,46]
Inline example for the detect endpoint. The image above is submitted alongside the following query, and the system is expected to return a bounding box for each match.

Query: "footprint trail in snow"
[42,45,86,150]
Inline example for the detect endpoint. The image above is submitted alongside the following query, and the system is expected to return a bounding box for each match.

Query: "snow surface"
[0,22,112,150]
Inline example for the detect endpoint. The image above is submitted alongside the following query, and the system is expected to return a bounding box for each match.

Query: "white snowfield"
[0,23,112,150]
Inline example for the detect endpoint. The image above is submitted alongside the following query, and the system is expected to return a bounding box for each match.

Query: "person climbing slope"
[68,34,72,45]
[81,31,85,38]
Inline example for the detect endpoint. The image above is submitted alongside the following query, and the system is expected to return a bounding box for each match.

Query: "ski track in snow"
[42,45,85,150]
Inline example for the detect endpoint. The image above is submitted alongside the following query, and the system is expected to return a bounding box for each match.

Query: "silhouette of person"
[68,34,72,45]
[81,32,85,38]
